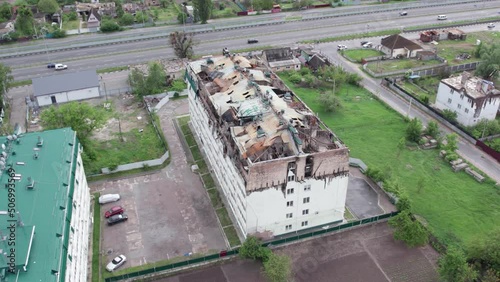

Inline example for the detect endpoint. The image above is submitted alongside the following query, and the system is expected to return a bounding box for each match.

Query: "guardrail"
[0,0,494,59]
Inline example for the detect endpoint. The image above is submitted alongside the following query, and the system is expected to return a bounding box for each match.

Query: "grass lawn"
[86,124,165,174]
[366,59,443,73]
[63,20,79,30]
[343,49,384,63]
[279,72,500,247]
[399,80,436,104]
[91,193,101,282]
[154,4,179,22]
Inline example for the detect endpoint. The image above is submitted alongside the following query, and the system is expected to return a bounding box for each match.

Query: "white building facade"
[435,72,500,126]
[186,55,349,239]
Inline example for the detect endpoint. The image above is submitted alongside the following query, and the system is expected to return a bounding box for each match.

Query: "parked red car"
[105,206,124,218]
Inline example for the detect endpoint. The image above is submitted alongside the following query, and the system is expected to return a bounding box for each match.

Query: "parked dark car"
[247,39,259,44]
[47,63,56,68]
[360,41,368,46]
[104,206,124,218]
[107,214,128,225]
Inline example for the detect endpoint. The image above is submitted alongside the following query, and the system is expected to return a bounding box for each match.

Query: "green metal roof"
[0,128,79,282]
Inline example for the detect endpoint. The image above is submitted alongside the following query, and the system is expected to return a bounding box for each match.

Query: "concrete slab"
[346,175,384,218]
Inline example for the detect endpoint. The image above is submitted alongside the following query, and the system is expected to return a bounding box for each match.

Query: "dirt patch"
[89,94,150,141]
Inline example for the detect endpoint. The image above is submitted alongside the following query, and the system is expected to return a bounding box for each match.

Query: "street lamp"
[40,27,50,63]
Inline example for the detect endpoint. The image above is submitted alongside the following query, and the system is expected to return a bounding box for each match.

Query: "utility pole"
[407,97,413,117]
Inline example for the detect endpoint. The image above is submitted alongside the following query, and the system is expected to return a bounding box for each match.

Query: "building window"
[288,175,295,182]
[287,188,294,195]
[303,197,310,204]
[301,221,308,227]
[465,108,469,113]
[285,224,292,231]
[450,89,454,94]
[302,209,309,215]
[460,94,464,100]
[286,213,293,218]
[304,184,311,191]
[447,98,452,104]
[287,201,294,207]
[458,104,462,109]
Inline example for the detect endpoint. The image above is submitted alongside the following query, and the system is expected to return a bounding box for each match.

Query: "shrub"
[51,28,66,38]
[421,95,429,105]
[442,109,458,123]
[239,236,271,262]
[263,253,292,282]
[389,210,428,247]
[118,13,134,26]
[288,73,302,84]
[100,20,121,32]
[405,118,422,143]
[365,167,386,183]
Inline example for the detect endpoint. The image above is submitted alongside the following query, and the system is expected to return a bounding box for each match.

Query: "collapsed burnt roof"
[188,54,346,164]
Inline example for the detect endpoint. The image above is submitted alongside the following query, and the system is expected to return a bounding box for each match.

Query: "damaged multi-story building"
[185,54,349,238]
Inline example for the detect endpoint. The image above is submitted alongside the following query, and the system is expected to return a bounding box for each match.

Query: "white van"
[99,194,121,204]
[437,15,447,20]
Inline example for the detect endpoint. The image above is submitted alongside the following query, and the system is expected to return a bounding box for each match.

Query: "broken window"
[304,156,314,177]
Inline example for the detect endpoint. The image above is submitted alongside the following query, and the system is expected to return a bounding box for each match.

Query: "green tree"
[128,68,148,97]
[425,121,439,138]
[135,11,149,24]
[118,13,134,26]
[239,236,271,261]
[475,44,500,80]
[405,117,422,143]
[263,253,292,282]
[439,247,478,282]
[0,3,12,22]
[395,193,411,211]
[467,229,500,277]
[14,5,35,36]
[100,20,121,32]
[443,133,458,153]
[388,210,428,247]
[317,91,342,112]
[146,62,166,94]
[193,0,212,24]
[177,12,187,24]
[115,0,124,18]
[442,109,457,123]
[0,64,13,100]
[169,31,194,59]
[38,0,60,14]
[40,102,106,144]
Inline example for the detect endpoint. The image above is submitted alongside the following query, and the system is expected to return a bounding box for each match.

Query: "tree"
[40,102,106,143]
[118,13,134,26]
[442,109,457,123]
[317,91,342,112]
[439,247,478,282]
[177,12,187,24]
[14,5,35,36]
[38,0,59,14]
[0,64,13,99]
[135,11,149,24]
[395,193,411,211]
[239,236,271,261]
[0,3,12,22]
[475,44,499,80]
[115,0,124,18]
[388,210,428,247]
[263,253,292,282]
[193,0,212,24]
[100,20,121,32]
[443,133,458,153]
[405,117,422,143]
[467,229,500,277]
[169,31,194,59]
[146,62,166,94]
[128,68,148,97]
[425,121,439,138]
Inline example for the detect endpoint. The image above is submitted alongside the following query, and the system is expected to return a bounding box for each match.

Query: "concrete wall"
[37,87,100,106]
[101,151,169,174]
[435,82,500,126]
[65,145,90,282]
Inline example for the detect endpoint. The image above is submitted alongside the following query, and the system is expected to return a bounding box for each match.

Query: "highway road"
[4,0,500,80]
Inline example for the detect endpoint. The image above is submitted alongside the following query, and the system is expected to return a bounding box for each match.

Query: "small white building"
[380,34,423,58]
[33,70,101,106]
[262,48,301,72]
[435,72,500,126]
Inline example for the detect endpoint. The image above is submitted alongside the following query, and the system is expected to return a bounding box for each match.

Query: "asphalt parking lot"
[346,174,385,219]
[91,99,227,269]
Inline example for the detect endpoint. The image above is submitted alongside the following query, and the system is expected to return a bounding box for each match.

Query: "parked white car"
[54,64,67,70]
[337,44,348,51]
[487,23,495,28]
[106,255,126,272]
[99,194,121,204]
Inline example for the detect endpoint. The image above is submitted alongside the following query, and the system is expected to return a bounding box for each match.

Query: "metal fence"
[104,211,399,281]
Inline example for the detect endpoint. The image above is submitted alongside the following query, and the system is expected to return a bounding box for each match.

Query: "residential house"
[262,47,301,72]
[380,34,423,58]
[435,72,500,126]
[420,30,447,43]
[416,50,437,61]
[185,55,349,239]
[87,8,101,29]
[307,53,331,71]
[447,29,467,40]
[32,70,101,106]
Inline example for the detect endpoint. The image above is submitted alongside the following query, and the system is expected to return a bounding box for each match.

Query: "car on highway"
[247,39,259,44]
[99,194,121,204]
[104,206,124,218]
[360,41,369,46]
[54,64,67,70]
[362,42,373,48]
[106,255,127,272]
[487,23,495,28]
[437,15,447,20]
[337,44,347,51]
[400,11,408,16]
[107,213,128,225]
[47,63,56,68]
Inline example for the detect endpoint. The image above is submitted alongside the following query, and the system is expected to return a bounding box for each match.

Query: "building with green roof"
[0,128,90,282]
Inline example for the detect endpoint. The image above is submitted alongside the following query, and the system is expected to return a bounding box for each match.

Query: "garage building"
[33,70,100,106]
